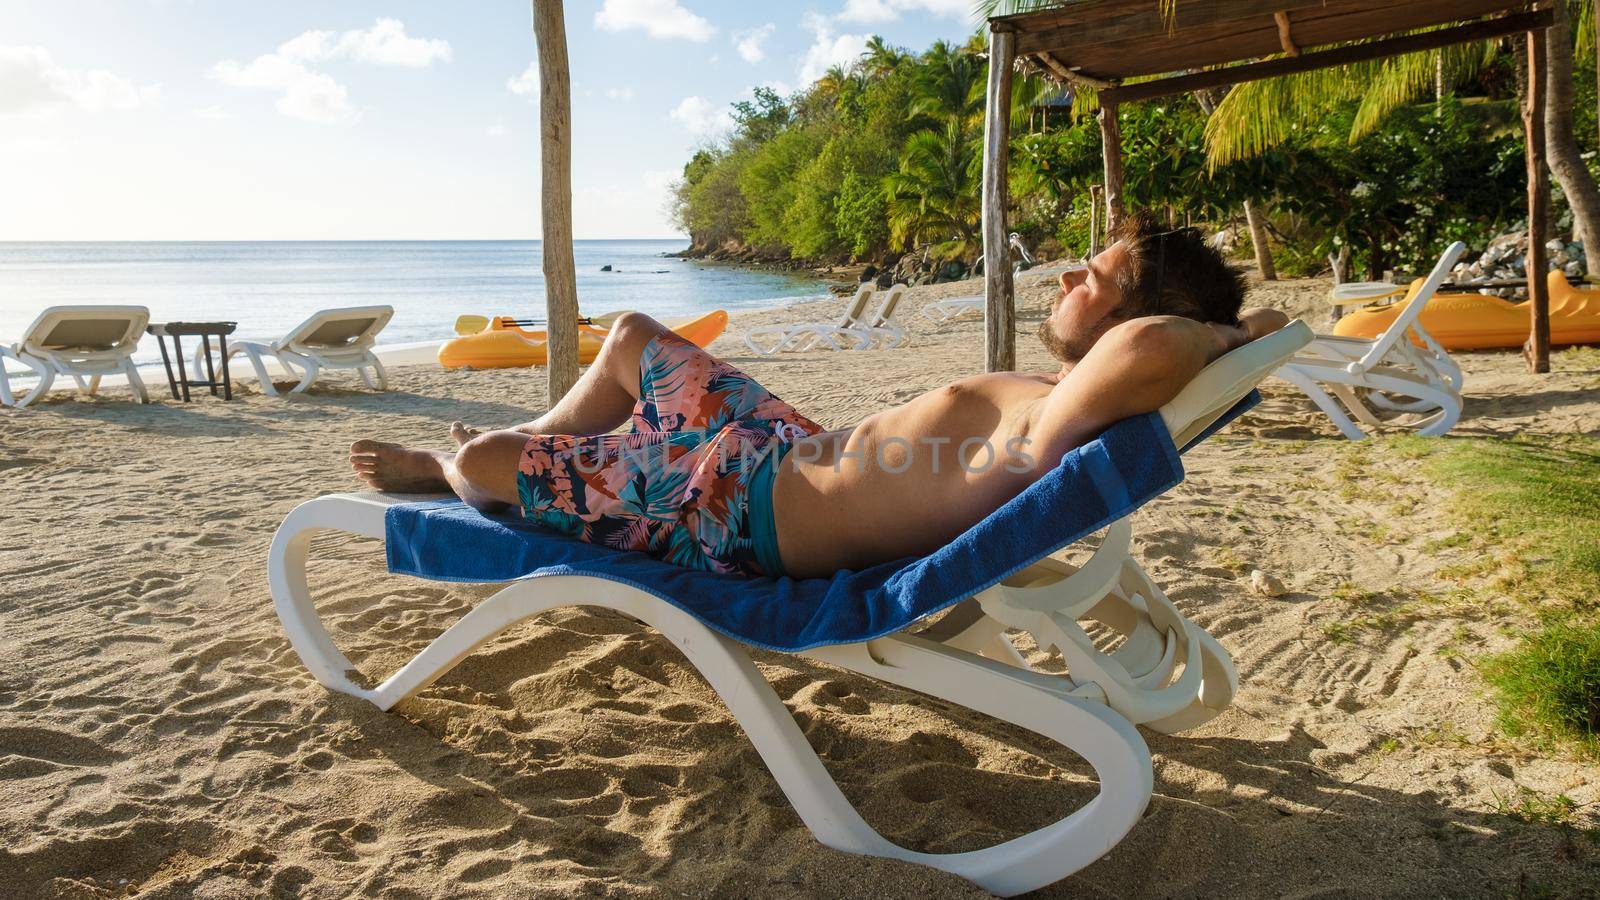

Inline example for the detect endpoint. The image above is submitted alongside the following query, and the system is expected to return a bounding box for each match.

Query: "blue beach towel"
[386,394,1258,653]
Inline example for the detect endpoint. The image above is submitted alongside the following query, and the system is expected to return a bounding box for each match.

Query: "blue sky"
[0,1,979,240]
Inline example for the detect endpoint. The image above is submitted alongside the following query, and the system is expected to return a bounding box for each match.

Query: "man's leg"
[351,424,527,510]
[359,313,676,492]
[454,312,672,444]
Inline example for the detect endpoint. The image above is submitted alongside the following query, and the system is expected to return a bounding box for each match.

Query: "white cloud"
[192,105,238,121]
[798,16,869,84]
[594,0,715,41]
[0,46,158,115]
[837,0,969,23]
[669,95,732,138]
[211,20,448,124]
[212,54,351,124]
[486,122,508,137]
[605,86,635,101]
[277,19,451,68]
[507,61,539,97]
[734,24,775,64]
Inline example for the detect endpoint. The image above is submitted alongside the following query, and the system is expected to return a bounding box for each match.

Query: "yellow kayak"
[438,309,729,369]
[1333,270,1600,350]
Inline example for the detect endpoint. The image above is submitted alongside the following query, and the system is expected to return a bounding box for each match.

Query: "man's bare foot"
[349,440,451,492]
[450,421,481,447]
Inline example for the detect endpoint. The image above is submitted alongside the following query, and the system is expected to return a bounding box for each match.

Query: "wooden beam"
[1099,103,1126,234]
[1099,8,1554,105]
[1011,0,1331,55]
[1036,51,1116,90]
[982,28,1016,373]
[533,0,580,404]
[1274,11,1300,56]
[1525,28,1551,373]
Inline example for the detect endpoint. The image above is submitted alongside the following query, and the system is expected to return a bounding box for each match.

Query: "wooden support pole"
[982,28,1017,373]
[533,0,580,404]
[1088,184,1102,258]
[1099,102,1125,235]
[1273,11,1300,56]
[1524,28,1551,374]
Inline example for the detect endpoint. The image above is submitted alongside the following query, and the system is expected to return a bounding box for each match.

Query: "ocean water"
[0,241,828,371]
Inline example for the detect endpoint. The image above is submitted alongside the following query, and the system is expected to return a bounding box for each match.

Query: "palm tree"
[1544,2,1600,255]
[911,40,986,126]
[884,119,983,261]
[862,35,910,79]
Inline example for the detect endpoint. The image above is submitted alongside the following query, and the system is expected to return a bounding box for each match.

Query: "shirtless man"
[351,214,1287,579]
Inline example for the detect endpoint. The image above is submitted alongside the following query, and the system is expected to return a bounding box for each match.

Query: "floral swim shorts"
[516,331,822,577]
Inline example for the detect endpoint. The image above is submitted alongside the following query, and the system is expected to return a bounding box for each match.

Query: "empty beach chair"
[843,283,908,349]
[216,306,394,397]
[1276,243,1466,440]
[920,264,1086,327]
[267,320,1313,895]
[0,305,151,409]
[919,293,982,326]
[743,284,875,355]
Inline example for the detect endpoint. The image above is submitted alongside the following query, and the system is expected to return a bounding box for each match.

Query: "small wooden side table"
[148,322,238,401]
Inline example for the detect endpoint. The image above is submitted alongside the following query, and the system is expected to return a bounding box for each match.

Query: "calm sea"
[0,240,828,370]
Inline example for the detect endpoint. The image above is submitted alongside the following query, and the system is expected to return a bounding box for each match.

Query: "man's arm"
[1027,310,1285,471]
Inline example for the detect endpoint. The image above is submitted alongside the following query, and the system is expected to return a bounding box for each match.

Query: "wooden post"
[982,27,1016,373]
[1524,29,1551,373]
[1088,184,1102,258]
[1099,102,1125,234]
[533,0,581,403]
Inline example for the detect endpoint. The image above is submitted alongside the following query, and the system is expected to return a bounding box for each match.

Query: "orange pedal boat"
[1333,270,1600,350]
[438,309,728,370]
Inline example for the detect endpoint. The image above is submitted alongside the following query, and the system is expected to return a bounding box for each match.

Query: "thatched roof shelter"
[978,0,1557,373]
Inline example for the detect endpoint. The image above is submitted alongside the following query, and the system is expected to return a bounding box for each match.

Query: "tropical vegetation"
[671,10,1600,282]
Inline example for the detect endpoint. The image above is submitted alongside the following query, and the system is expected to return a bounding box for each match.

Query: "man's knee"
[606,312,667,351]
[454,431,526,500]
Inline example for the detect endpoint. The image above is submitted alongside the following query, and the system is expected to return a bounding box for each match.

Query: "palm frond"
[1349,41,1497,140]
[1203,66,1369,168]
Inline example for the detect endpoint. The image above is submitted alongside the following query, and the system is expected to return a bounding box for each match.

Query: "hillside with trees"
[672,18,1599,284]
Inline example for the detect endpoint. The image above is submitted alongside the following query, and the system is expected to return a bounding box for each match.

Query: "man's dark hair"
[1111,211,1246,327]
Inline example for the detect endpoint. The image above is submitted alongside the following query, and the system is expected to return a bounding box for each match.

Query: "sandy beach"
[2,271,1597,898]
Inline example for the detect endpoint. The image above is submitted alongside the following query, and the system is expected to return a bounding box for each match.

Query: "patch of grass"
[1212,546,1250,575]
[1487,786,1580,827]
[1479,621,1600,758]
[1389,434,1600,609]
[1385,433,1600,758]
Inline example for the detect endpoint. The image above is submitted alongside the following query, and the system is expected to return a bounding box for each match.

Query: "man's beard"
[1036,319,1095,363]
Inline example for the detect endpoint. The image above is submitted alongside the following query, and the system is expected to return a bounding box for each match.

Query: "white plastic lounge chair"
[1328,280,1407,320]
[918,293,982,326]
[1276,243,1466,440]
[743,284,875,355]
[213,306,394,397]
[267,320,1312,895]
[919,264,1086,327]
[0,305,151,409]
[839,283,908,349]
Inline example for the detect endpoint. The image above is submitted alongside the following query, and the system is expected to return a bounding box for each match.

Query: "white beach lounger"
[0,305,151,409]
[267,321,1312,895]
[918,293,982,326]
[1276,243,1466,440]
[743,284,876,355]
[840,283,908,349]
[214,306,394,397]
[919,264,1084,327]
